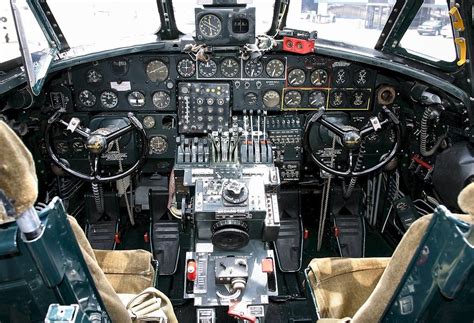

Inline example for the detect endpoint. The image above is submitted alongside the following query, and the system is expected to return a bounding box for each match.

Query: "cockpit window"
[286,0,392,48]
[398,1,456,62]
[47,0,161,49]
[0,2,21,63]
[173,0,275,35]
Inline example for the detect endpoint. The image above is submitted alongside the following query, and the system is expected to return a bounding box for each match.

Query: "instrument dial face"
[78,90,96,107]
[287,69,306,86]
[329,90,347,108]
[177,58,196,77]
[152,91,171,109]
[244,59,263,77]
[199,14,222,39]
[198,59,218,77]
[149,136,168,154]
[263,90,281,108]
[244,92,258,106]
[146,60,169,82]
[220,58,239,78]
[143,116,156,129]
[72,140,85,152]
[309,91,326,109]
[310,69,328,86]
[100,91,119,109]
[333,67,350,86]
[284,90,302,108]
[351,91,368,108]
[265,59,285,78]
[354,69,369,87]
[128,91,146,107]
[55,142,69,155]
[111,58,129,76]
[86,69,103,84]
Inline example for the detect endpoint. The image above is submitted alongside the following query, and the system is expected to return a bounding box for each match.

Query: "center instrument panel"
[47,51,386,179]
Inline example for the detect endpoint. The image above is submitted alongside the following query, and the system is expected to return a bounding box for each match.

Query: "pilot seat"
[0,120,177,323]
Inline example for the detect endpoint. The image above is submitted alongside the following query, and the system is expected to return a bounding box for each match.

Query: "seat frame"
[0,197,110,322]
[305,205,474,322]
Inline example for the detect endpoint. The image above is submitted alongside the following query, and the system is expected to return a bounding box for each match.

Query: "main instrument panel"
[70,53,376,113]
[46,50,395,181]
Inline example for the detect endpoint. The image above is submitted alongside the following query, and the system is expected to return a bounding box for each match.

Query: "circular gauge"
[351,90,368,108]
[55,142,69,155]
[111,58,129,76]
[265,59,285,78]
[244,92,258,106]
[220,58,239,78]
[152,91,171,109]
[333,67,350,87]
[284,90,302,108]
[309,91,326,109]
[329,90,347,108]
[310,69,328,86]
[199,59,218,77]
[354,69,369,87]
[72,140,85,152]
[100,91,119,109]
[78,90,96,107]
[146,60,168,82]
[198,14,222,39]
[263,90,281,108]
[143,116,156,129]
[128,91,146,107]
[149,136,168,154]
[86,69,103,84]
[287,69,306,86]
[244,59,263,78]
[177,58,196,77]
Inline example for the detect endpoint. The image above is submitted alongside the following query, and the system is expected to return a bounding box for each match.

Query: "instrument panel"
[69,53,377,113]
[45,51,386,178]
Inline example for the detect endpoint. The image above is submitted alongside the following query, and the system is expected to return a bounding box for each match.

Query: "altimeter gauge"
[78,90,96,107]
[220,58,239,78]
[100,91,119,109]
[152,91,171,109]
[199,59,218,77]
[198,14,222,38]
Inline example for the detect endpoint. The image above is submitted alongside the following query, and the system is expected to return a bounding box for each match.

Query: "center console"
[174,82,280,322]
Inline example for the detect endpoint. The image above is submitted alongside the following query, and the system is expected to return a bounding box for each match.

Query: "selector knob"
[222,180,249,204]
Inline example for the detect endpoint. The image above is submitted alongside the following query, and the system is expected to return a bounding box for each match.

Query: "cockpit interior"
[0,0,473,322]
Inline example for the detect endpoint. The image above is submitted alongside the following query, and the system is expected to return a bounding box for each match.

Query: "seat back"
[352,206,473,322]
[0,197,110,322]
[380,206,473,322]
